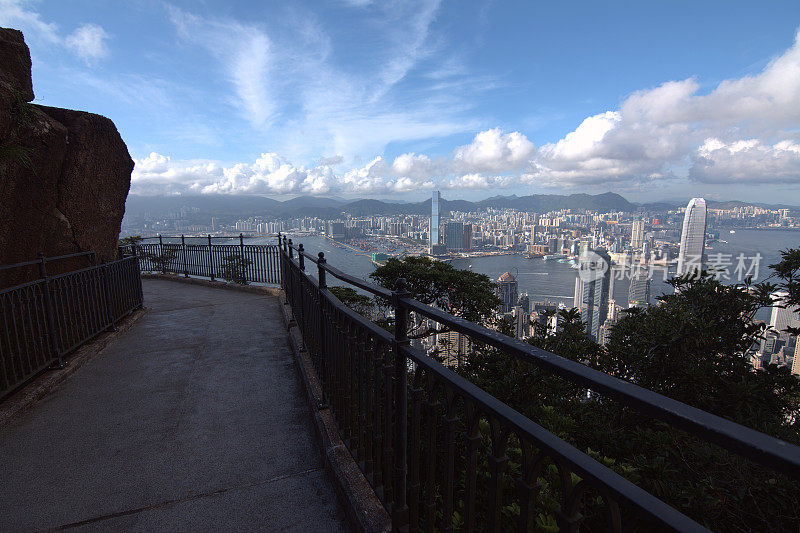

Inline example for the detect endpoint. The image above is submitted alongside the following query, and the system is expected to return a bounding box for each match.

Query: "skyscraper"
[497,272,518,313]
[573,249,613,341]
[631,219,645,250]
[628,268,651,308]
[769,290,800,334]
[444,222,464,251]
[429,191,441,252]
[677,198,707,277]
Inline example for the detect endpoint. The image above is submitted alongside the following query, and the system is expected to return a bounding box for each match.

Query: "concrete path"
[0,279,349,532]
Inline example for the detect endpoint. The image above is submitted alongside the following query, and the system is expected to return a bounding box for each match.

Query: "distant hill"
[125,192,794,220]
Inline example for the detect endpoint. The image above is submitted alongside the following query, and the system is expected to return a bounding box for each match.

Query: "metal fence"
[0,254,143,399]
[278,235,800,532]
[122,235,280,285]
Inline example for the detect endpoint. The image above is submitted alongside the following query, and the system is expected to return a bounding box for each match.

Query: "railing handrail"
[282,239,800,481]
[0,251,96,273]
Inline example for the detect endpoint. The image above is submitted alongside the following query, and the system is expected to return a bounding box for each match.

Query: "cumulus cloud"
[452,128,535,173]
[137,22,800,196]
[65,23,109,63]
[131,151,438,196]
[524,30,800,187]
[691,138,800,184]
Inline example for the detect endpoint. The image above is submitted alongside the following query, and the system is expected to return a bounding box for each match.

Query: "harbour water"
[253,229,798,321]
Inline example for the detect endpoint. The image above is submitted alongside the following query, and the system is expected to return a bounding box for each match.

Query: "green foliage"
[118,235,143,247]
[452,258,800,531]
[371,256,501,339]
[769,248,800,336]
[220,253,252,284]
[329,286,374,318]
[143,250,176,273]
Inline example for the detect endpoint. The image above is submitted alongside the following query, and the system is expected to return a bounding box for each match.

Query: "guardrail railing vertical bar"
[317,251,328,406]
[37,252,62,369]
[392,278,410,531]
[100,261,117,332]
[207,234,215,281]
[181,235,189,277]
[158,235,165,275]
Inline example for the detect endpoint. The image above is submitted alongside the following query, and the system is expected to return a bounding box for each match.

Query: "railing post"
[288,239,294,260]
[317,252,326,288]
[158,234,165,274]
[277,233,284,289]
[100,260,117,331]
[392,277,410,531]
[298,244,305,271]
[317,252,328,405]
[239,233,247,283]
[38,252,63,369]
[207,234,215,281]
[181,235,189,277]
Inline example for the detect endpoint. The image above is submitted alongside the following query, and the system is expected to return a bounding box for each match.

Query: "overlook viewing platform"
[0,279,347,532]
[1,239,799,532]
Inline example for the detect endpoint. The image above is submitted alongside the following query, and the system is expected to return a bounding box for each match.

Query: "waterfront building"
[677,198,707,277]
[769,290,800,334]
[429,191,441,252]
[573,249,613,342]
[628,268,651,308]
[498,271,518,313]
[445,222,465,252]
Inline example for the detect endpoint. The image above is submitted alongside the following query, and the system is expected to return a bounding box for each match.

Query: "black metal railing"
[0,254,143,399]
[278,235,800,532]
[121,234,280,285]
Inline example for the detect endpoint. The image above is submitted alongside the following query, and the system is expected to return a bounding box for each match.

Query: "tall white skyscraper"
[769,290,800,334]
[677,198,708,277]
[631,219,645,250]
[573,249,613,342]
[429,191,441,251]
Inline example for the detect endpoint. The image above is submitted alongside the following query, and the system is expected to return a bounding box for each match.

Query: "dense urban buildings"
[120,194,800,371]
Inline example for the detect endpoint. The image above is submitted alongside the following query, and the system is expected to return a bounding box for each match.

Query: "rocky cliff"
[0,28,133,283]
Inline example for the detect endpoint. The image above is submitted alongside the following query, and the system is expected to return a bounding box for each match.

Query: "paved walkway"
[0,279,348,532]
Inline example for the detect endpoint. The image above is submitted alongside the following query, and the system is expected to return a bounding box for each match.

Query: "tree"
[455,255,800,530]
[329,286,374,318]
[220,253,252,284]
[370,256,501,339]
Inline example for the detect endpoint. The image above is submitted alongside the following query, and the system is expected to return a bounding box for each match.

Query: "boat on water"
[543,254,566,260]
[730,230,736,234]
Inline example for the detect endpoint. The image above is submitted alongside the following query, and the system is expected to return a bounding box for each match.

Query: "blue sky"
[2,0,800,203]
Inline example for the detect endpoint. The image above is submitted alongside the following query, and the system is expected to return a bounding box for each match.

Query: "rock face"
[0,28,133,285]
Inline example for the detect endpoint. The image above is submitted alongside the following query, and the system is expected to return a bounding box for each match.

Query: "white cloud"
[524,29,800,187]
[65,23,109,63]
[691,138,800,184]
[452,128,535,173]
[169,8,275,129]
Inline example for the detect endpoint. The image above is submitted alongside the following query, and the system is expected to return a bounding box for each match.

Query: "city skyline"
[1,1,799,203]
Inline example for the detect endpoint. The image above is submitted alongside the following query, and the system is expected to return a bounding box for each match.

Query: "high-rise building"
[327,221,345,241]
[463,224,473,251]
[573,249,613,342]
[631,219,645,250]
[677,198,707,277]
[445,222,464,252]
[497,272,518,313]
[769,290,800,334]
[429,191,441,252]
[628,268,651,308]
